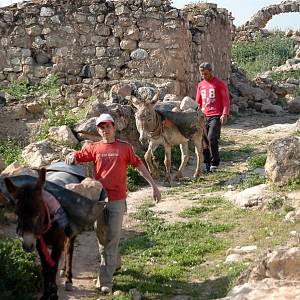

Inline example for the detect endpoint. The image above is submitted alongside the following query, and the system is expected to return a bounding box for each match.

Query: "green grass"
[270,69,300,82]
[232,31,295,79]
[117,205,234,298]
[0,139,23,165]
[246,153,267,170]
[220,145,255,162]
[238,172,266,190]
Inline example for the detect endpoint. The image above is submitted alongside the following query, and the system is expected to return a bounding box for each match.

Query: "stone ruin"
[0,0,233,100]
[235,0,300,42]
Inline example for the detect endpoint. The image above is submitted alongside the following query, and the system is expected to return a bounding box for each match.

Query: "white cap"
[95,113,115,126]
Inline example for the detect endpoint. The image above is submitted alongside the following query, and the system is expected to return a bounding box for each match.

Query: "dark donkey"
[4,168,74,300]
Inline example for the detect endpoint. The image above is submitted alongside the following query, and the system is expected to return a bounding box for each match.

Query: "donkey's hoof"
[39,294,49,300]
[65,281,73,291]
[49,294,58,300]
[59,269,65,278]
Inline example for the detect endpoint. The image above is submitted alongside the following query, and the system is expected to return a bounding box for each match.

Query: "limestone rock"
[65,177,103,201]
[48,125,79,146]
[265,136,300,185]
[21,140,71,168]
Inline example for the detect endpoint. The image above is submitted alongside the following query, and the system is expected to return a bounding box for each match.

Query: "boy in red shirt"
[65,113,161,294]
[195,62,230,172]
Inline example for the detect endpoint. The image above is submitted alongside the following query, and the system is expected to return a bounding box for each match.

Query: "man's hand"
[220,114,228,125]
[152,186,161,203]
[65,153,76,164]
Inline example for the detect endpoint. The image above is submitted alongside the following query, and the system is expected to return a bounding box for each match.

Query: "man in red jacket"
[65,113,161,294]
[195,62,230,172]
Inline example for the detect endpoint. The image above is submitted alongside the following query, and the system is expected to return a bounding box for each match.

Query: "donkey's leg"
[175,143,189,181]
[145,141,159,179]
[64,235,76,291]
[36,237,60,300]
[193,135,204,177]
[47,232,65,300]
[164,144,172,183]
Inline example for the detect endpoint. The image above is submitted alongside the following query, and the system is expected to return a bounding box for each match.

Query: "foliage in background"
[127,166,147,192]
[270,69,300,82]
[0,139,23,165]
[232,31,295,79]
[0,239,41,300]
[154,145,182,169]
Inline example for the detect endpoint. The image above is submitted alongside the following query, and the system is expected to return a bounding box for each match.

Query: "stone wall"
[0,0,232,99]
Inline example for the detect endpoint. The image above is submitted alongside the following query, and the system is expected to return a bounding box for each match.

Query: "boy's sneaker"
[205,164,211,173]
[210,166,218,172]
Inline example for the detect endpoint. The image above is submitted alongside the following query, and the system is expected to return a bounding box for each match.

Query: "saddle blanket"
[42,190,69,228]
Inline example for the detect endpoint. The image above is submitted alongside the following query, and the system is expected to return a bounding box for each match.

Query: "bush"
[0,239,41,300]
[0,139,23,165]
[232,32,295,79]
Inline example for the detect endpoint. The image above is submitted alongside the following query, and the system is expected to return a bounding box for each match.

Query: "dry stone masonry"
[235,0,300,41]
[0,0,232,99]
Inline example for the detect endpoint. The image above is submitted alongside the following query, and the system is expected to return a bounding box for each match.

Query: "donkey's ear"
[129,96,142,109]
[36,168,46,189]
[4,178,19,197]
[149,92,160,105]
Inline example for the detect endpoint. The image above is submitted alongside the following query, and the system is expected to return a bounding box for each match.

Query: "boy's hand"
[153,186,161,203]
[65,153,76,164]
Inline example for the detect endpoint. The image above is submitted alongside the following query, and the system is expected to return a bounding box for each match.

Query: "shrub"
[0,239,41,300]
[232,32,295,79]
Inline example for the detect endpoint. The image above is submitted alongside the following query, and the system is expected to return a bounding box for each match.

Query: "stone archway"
[246,0,300,29]
[235,0,300,41]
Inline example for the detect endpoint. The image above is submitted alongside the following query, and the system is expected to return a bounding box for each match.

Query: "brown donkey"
[4,169,75,300]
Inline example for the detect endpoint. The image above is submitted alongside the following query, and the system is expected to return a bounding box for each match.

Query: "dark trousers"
[204,116,221,167]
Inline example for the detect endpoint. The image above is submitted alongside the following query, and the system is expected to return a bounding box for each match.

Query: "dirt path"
[2,111,299,299]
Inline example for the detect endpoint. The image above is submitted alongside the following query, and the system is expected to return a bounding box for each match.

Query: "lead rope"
[37,201,56,267]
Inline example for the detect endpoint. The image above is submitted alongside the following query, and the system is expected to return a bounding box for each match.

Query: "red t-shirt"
[73,140,142,201]
[195,77,230,117]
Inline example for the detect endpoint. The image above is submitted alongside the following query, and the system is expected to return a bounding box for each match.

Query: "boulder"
[48,125,79,146]
[22,140,71,168]
[265,136,300,185]
[65,177,103,201]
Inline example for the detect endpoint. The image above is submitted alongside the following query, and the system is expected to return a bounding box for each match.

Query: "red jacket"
[195,77,230,117]
[74,140,142,201]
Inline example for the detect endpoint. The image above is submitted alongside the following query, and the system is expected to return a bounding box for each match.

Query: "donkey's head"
[131,93,160,144]
[4,169,46,252]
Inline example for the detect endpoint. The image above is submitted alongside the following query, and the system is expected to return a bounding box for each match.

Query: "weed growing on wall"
[232,31,295,79]
[0,74,60,101]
